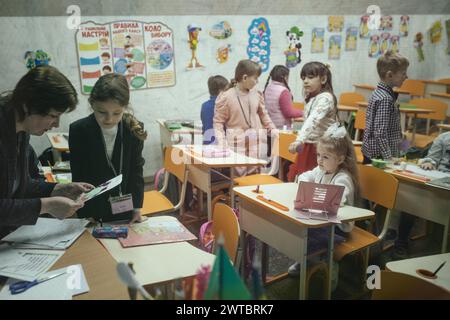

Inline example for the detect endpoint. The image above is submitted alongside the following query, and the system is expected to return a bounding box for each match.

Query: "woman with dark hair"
[0,65,93,238]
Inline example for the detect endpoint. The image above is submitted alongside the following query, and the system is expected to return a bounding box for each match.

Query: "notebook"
[294,181,344,223]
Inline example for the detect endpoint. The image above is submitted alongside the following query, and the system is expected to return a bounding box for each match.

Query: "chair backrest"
[438,78,450,93]
[164,146,187,183]
[278,132,297,162]
[409,98,448,121]
[339,92,366,107]
[292,102,304,111]
[354,111,366,130]
[358,164,398,210]
[212,202,240,263]
[399,79,425,97]
[371,271,450,300]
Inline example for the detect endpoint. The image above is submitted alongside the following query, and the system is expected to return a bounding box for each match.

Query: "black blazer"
[69,114,145,222]
[0,100,55,238]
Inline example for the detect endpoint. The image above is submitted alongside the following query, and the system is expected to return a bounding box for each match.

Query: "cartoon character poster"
[429,21,443,44]
[414,32,425,62]
[285,26,303,68]
[390,35,400,53]
[311,28,325,53]
[328,16,344,32]
[345,27,358,51]
[400,15,410,37]
[187,24,204,69]
[359,16,370,38]
[328,35,341,60]
[380,16,393,31]
[209,21,232,39]
[247,17,271,72]
[76,21,175,94]
[216,45,231,64]
[368,35,380,58]
[379,32,391,55]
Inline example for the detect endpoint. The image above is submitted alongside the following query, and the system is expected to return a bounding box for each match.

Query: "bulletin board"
[76,20,176,94]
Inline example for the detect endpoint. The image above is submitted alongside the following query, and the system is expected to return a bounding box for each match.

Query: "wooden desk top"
[234,183,374,228]
[51,231,129,300]
[46,132,69,152]
[422,80,449,85]
[338,105,359,112]
[437,123,450,131]
[431,92,450,98]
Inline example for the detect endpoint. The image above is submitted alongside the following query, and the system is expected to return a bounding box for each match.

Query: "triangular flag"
[204,244,251,300]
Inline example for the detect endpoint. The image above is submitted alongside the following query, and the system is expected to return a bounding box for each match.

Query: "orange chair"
[371,271,450,300]
[339,92,366,107]
[405,98,448,148]
[292,102,304,111]
[353,110,366,141]
[233,133,297,187]
[399,79,425,98]
[438,78,450,94]
[212,202,240,264]
[142,147,189,216]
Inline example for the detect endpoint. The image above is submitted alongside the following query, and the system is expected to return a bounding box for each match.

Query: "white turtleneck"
[101,125,118,159]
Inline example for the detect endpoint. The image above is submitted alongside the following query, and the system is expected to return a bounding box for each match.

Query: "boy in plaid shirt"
[362,51,409,163]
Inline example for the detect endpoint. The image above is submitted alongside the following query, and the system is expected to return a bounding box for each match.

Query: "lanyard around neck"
[319,171,338,184]
[235,88,252,128]
[100,121,123,195]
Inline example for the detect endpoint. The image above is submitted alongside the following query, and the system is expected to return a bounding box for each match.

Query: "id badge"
[109,194,134,215]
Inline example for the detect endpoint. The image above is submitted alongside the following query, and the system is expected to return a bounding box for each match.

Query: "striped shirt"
[362,82,402,160]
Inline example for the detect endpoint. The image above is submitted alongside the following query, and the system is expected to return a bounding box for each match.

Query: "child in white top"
[287,62,339,182]
[289,124,359,279]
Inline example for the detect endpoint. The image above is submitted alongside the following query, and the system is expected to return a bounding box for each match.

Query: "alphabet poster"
[76,21,175,94]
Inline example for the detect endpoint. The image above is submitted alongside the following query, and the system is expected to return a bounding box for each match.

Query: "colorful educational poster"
[429,21,443,44]
[285,26,304,68]
[359,16,370,38]
[76,21,175,94]
[368,35,380,58]
[345,27,358,51]
[328,35,341,59]
[216,44,231,63]
[400,15,410,37]
[311,28,325,53]
[380,16,393,31]
[143,22,175,87]
[379,32,391,55]
[247,17,271,72]
[328,16,344,32]
[209,21,232,39]
[187,23,204,69]
[390,35,400,53]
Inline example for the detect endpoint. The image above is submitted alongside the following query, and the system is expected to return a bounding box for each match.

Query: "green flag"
[204,245,251,300]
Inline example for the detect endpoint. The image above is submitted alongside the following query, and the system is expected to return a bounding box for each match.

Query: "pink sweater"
[265,81,303,129]
[213,87,276,147]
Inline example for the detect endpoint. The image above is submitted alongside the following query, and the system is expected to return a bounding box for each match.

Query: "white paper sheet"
[83,174,123,201]
[0,264,89,300]
[2,218,89,249]
[391,163,450,180]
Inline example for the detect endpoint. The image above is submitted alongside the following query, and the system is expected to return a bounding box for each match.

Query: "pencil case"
[93,226,128,239]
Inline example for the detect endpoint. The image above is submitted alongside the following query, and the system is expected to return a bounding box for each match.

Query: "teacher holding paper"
[0,66,94,238]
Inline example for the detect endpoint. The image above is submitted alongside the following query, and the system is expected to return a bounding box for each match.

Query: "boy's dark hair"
[7,65,78,121]
[377,50,409,79]
[207,75,229,96]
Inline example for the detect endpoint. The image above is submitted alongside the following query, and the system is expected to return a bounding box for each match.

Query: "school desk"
[386,253,450,292]
[46,132,69,162]
[430,92,450,117]
[353,84,410,100]
[174,144,267,220]
[384,165,450,253]
[157,119,202,154]
[99,216,215,290]
[437,123,450,132]
[234,183,374,300]
[356,101,434,144]
[422,80,449,98]
[51,230,129,300]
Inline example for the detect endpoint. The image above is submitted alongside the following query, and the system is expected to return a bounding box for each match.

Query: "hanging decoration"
[311,28,325,53]
[24,50,51,70]
[328,16,344,32]
[247,17,271,72]
[209,21,232,39]
[379,32,391,55]
[328,35,341,60]
[429,21,443,44]
[359,16,370,38]
[345,27,358,51]
[414,32,425,62]
[390,35,400,53]
[368,35,380,58]
[216,44,232,64]
[284,26,304,68]
[400,16,410,37]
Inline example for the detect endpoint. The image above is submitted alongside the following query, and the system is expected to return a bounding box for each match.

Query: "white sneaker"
[288,262,300,276]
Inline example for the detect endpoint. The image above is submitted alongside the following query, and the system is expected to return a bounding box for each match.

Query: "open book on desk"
[2,218,89,250]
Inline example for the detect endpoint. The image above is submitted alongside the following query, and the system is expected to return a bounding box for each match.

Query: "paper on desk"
[391,163,449,180]
[83,174,122,201]
[2,218,89,249]
[0,264,89,300]
[0,245,64,281]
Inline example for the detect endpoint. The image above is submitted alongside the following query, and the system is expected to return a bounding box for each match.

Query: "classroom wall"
[0,14,449,178]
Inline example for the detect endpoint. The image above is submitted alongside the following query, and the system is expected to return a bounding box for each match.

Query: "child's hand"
[420,162,435,170]
[289,142,301,154]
